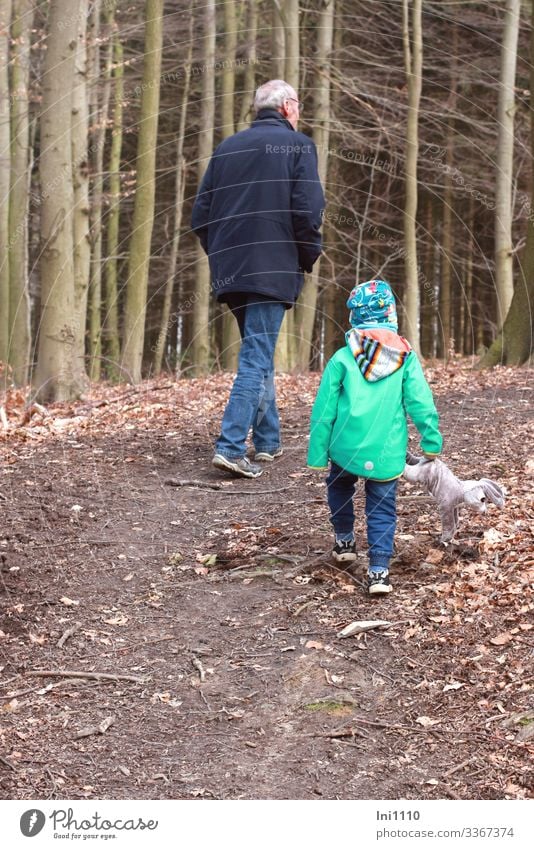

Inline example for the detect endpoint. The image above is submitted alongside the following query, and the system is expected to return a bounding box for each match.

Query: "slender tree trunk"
[122,0,164,384]
[284,0,299,88]
[71,0,91,381]
[402,0,422,355]
[153,32,192,375]
[479,0,533,367]
[0,0,12,365]
[271,0,285,79]
[439,157,453,359]
[463,196,475,357]
[494,0,520,330]
[104,30,123,381]
[420,195,433,358]
[34,0,86,402]
[237,0,257,131]
[192,0,215,374]
[294,0,334,370]
[220,0,240,370]
[437,24,457,360]
[7,0,33,385]
[88,1,114,380]
[274,0,300,371]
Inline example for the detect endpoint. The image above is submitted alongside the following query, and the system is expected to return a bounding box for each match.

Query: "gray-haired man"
[192,80,325,478]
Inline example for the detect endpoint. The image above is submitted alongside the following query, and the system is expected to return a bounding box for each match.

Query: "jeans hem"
[214,451,245,461]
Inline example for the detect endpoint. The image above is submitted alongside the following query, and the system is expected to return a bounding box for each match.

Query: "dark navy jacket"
[191,110,325,305]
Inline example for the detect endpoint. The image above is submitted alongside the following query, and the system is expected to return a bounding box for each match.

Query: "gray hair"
[253,80,296,114]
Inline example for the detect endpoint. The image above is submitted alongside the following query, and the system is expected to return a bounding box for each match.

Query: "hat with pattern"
[346,279,398,331]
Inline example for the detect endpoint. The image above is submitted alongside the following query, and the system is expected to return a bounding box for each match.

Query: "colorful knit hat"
[346,279,398,331]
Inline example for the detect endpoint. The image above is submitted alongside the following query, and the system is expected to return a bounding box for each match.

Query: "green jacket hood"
[346,327,411,382]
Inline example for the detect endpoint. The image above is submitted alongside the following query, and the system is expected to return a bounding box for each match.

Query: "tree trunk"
[294,0,334,370]
[71,0,91,381]
[191,0,215,375]
[479,0,533,368]
[494,0,520,330]
[88,1,114,380]
[7,0,33,385]
[0,0,11,365]
[271,0,285,79]
[153,29,192,375]
[284,0,299,89]
[34,0,86,402]
[104,26,123,381]
[401,0,422,355]
[420,194,434,358]
[274,0,300,371]
[122,0,164,384]
[463,196,475,357]
[237,0,257,131]
[220,0,240,371]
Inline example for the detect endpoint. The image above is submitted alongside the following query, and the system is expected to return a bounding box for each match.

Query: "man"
[191,79,325,479]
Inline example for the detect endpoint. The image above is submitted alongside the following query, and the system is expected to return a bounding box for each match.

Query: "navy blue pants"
[326,462,398,569]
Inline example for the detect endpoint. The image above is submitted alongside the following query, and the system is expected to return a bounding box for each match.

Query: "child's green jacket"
[307,329,443,480]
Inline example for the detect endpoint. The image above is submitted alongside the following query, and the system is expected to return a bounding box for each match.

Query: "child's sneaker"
[332,539,357,563]
[367,568,392,595]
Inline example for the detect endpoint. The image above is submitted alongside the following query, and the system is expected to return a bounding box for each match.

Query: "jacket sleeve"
[191,157,215,254]
[291,142,325,273]
[307,356,343,468]
[402,354,443,457]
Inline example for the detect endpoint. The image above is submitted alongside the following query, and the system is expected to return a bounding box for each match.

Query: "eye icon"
[20,810,46,837]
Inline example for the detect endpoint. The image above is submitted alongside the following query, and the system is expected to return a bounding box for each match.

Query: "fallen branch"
[165,479,224,491]
[443,756,478,778]
[75,715,115,740]
[165,479,293,495]
[26,669,147,684]
[0,754,16,770]
[57,623,81,648]
[192,657,206,683]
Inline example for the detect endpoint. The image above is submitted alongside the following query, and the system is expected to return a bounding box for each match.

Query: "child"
[307,279,442,595]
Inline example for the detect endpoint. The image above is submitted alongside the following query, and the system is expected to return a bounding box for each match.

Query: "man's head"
[253,80,300,129]
[346,279,399,331]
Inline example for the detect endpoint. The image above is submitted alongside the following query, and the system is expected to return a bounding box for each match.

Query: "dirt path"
[0,367,532,800]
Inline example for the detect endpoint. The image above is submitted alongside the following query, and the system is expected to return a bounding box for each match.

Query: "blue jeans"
[326,462,398,569]
[215,296,286,459]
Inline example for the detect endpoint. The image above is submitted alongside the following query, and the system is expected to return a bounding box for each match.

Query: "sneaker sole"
[254,450,283,462]
[368,583,393,595]
[212,454,263,479]
[332,551,358,563]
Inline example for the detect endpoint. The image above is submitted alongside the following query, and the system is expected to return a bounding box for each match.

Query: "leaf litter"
[0,363,532,800]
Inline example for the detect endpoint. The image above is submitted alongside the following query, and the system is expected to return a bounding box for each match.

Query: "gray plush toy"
[403,452,505,543]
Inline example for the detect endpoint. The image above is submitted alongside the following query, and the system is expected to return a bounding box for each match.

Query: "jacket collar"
[251,108,295,132]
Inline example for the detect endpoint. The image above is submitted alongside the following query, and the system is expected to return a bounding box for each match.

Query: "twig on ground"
[443,788,462,800]
[165,479,224,491]
[57,622,81,648]
[26,669,147,684]
[306,727,367,740]
[192,657,206,683]
[75,716,115,739]
[443,756,478,778]
[0,754,16,770]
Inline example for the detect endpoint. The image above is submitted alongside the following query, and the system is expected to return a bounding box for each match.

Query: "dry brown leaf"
[415,716,441,727]
[59,597,79,607]
[490,632,513,646]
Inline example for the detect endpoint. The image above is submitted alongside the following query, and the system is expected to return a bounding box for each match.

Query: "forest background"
[0,0,533,403]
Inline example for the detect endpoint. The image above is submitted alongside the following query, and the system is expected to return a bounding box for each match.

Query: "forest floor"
[0,361,533,801]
